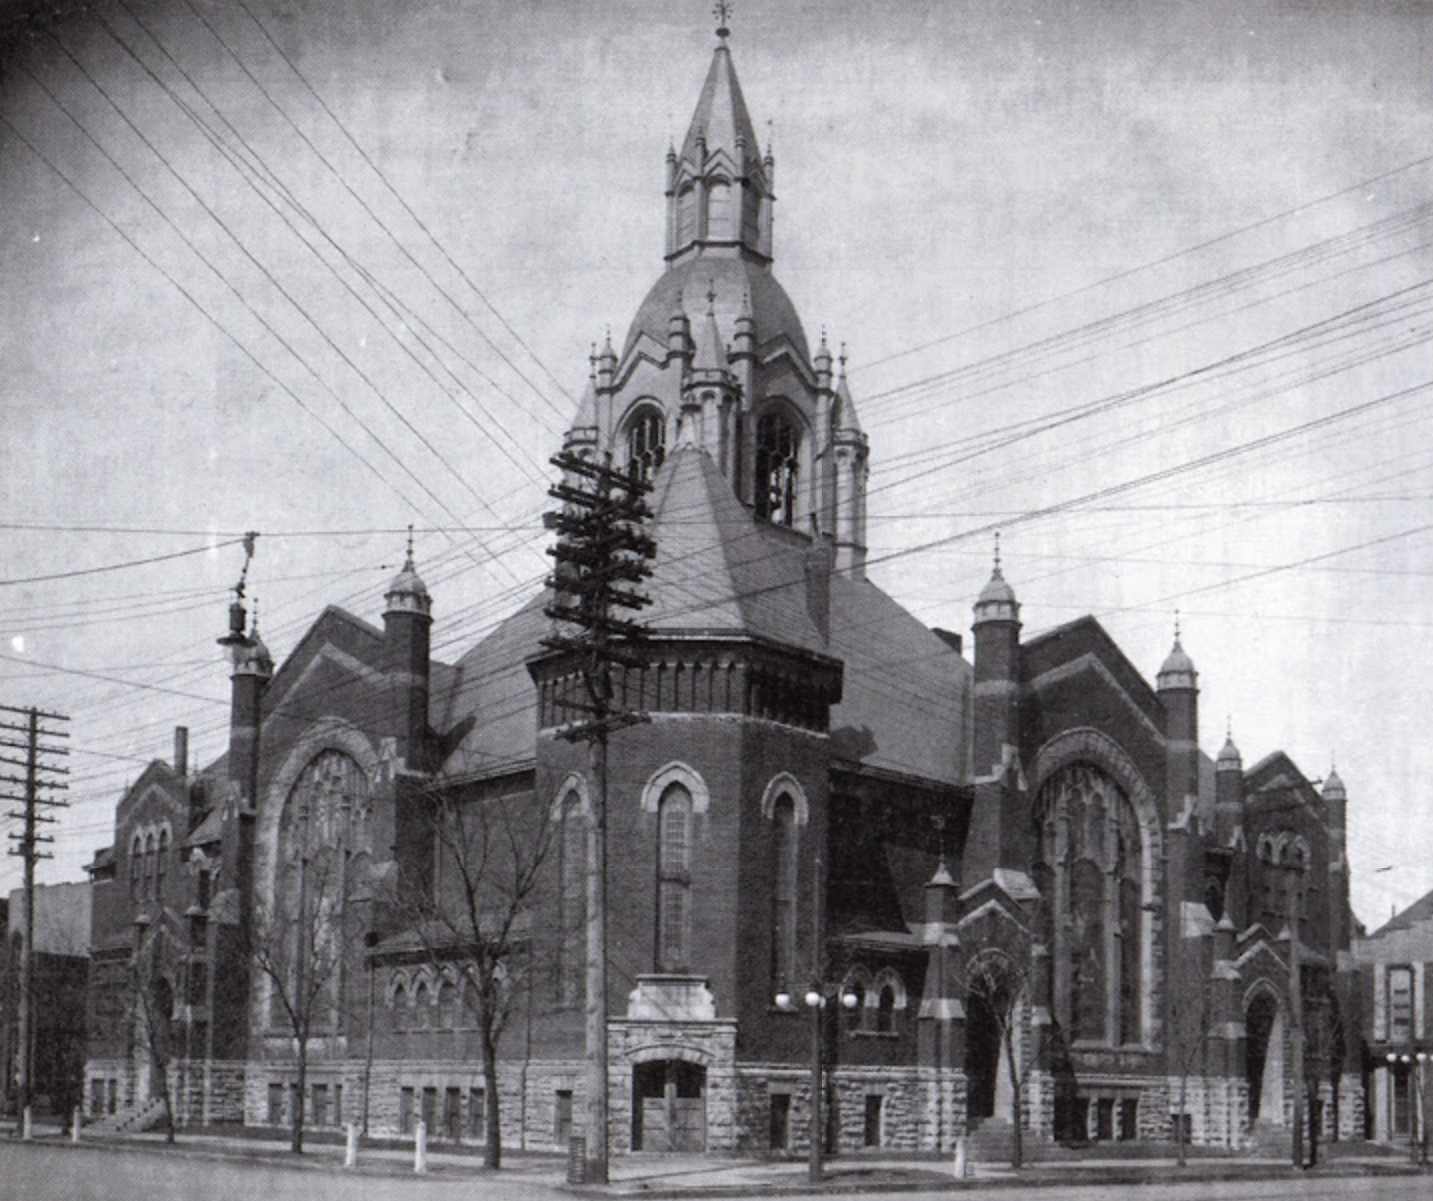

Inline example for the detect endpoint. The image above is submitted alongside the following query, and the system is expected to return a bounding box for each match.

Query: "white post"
[345,1122,358,1168]
[21,1106,32,1141]
[72,1108,81,1143]
[953,1134,968,1178]
[414,1119,428,1173]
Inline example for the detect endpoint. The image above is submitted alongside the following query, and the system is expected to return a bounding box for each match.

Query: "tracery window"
[656,783,693,971]
[626,409,665,485]
[755,411,800,527]
[271,749,373,1029]
[156,829,169,903]
[770,794,798,988]
[1035,762,1144,1045]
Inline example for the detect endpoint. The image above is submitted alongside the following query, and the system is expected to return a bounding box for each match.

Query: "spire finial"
[1174,608,1182,644]
[250,597,260,639]
[993,530,1002,575]
[839,342,848,377]
[706,278,716,312]
[405,522,415,568]
[714,0,731,40]
[1226,713,1232,740]
[765,118,774,159]
[589,342,597,378]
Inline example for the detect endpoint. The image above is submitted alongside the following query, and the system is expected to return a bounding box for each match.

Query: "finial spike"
[1226,713,1232,740]
[839,342,848,376]
[706,278,716,312]
[405,522,415,566]
[993,530,1002,573]
[1174,608,1182,643]
[250,597,260,638]
[714,0,731,39]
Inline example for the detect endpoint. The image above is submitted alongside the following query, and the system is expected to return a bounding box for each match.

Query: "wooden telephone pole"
[543,450,654,1184]
[1,704,70,1136]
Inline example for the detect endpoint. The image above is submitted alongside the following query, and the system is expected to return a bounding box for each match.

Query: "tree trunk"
[482,1022,502,1169]
[1176,1071,1187,1167]
[292,1039,307,1154]
[1005,1029,1023,1169]
[155,1055,175,1144]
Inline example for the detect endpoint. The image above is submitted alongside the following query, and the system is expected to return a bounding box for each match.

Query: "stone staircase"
[85,1096,169,1136]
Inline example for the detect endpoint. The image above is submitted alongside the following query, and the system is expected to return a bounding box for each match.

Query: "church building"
[84,20,1364,1157]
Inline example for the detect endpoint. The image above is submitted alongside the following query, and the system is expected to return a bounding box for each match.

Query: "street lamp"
[775,981,859,1182]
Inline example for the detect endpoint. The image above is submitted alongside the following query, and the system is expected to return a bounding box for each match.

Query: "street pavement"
[0,1120,1426,1201]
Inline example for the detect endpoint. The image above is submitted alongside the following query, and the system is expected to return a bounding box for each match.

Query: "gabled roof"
[1369,884,1433,939]
[1020,614,1164,728]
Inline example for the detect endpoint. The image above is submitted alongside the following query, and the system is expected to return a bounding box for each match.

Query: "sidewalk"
[16,1117,1427,1196]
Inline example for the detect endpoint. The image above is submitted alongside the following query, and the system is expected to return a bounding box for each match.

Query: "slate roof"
[435,444,971,789]
[679,40,764,178]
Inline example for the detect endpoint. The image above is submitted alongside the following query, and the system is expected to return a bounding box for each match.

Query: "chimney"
[174,726,189,778]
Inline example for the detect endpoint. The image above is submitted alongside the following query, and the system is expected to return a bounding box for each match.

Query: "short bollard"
[953,1135,968,1179]
[72,1108,82,1144]
[345,1122,358,1168]
[21,1106,32,1142]
[414,1119,428,1174]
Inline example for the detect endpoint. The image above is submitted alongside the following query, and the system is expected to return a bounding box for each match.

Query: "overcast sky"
[1,0,1429,929]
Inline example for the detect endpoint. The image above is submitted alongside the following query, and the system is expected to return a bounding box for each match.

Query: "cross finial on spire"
[993,530,1002,574]
[405,522,415,567]
[714,0,731,39]
[1174,608,1182,644]
[706,278,717,312]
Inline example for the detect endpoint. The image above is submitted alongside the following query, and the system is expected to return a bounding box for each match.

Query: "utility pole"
[1,704,70,1137]
[1287,866,1305,1169]
[543,450,654,1185]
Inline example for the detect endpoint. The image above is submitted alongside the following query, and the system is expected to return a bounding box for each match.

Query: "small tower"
[1155,616,1199,825]
[1322,766,1351,950]
[831,346,869,578]
[1214,722,1244,847]
[383,529,433,773]
[966,539,1026,886]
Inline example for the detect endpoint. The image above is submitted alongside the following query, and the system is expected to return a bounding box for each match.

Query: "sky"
[0,0,1429,931]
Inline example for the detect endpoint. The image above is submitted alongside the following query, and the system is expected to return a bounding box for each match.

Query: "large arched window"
[770,794,798,988]
[677,185,697,245]
[707,179,733,239]
[626,409,665,485]
[155,829,169,903]
[271,749,373,1029]
[1036,762,1143,1046]
[142,833,156,901]
[656,783,693,972]
[129,837,142,904]
[755,411,800,526]
[557,790,586,1006]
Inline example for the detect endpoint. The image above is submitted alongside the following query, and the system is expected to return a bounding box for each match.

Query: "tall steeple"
[666,18,774,265]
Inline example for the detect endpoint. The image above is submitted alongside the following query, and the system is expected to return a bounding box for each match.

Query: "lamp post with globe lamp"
[774,980,860,1182]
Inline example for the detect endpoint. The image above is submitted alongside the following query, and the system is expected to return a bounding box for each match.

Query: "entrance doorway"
[632,1060,706,1152]
[1246,989,1284,1125]
[965,988,1001,1120]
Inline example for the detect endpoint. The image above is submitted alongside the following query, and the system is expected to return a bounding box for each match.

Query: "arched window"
[677,185,697,244]
[755,411,800,527]
[413,980,430,1029]
[1036,762,1143,1046]
[391,982,408,1031]
[770,794,798,988]
[438,981,456,1028]
[129,838,142,904]
[877,984,896,1034]
[557,791,586,1006]
[156,829,169,903]
[271,749,373,1029]
[626,409,665,485]
[845,979,867,1032]
[707,179,732,238]
[142,833,156,900]
[656,783,693,972]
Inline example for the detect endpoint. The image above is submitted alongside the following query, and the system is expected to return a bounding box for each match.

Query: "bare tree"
[129,922,183,1143]
[962,931,1036,1169]
[401,782,558,1170]
[1165,966,1214,1167]
[249,840,366,1154]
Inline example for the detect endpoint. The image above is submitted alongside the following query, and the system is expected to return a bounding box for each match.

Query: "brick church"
[84,21,1363,1156]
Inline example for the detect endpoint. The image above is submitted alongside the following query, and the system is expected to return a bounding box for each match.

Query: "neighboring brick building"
[1352,889,1432,1147]
[81,18,1366,1157]
[2,882,91,1121]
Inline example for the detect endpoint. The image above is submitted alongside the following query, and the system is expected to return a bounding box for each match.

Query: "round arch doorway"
[632,1060,706,1152]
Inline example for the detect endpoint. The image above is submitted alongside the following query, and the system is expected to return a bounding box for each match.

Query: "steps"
[86,1096,169,1136]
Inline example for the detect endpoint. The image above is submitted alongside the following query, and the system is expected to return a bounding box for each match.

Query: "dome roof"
[623,255,809,365]
[1216,735,1242,770]
[1322,768,1346,799]
[385,551,432,617]
[1156,637,1197,690]
[973,564,1020,625]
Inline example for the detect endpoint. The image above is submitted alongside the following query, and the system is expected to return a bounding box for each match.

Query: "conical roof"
[680,39,762,175]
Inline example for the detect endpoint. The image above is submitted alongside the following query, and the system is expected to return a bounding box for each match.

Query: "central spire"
[665,25,774,265]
